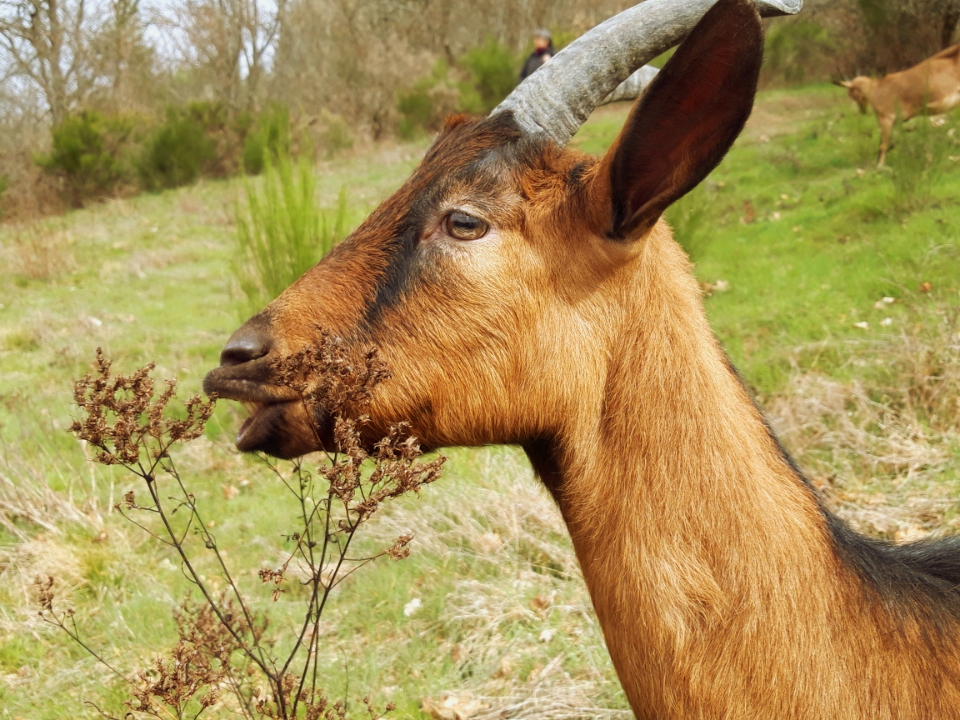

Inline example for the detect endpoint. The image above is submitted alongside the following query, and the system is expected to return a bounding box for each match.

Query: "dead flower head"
[270,330,391,422]
[70,348,216,468]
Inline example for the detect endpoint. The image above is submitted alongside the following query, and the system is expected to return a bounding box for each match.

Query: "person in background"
[519,29,555,82]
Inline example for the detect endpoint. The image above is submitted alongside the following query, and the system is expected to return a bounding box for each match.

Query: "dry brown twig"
[39,339,443,719]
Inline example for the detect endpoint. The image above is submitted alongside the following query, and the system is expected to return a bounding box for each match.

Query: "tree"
[154,0,286,113]
[0,0,96,124]
[0,0,153,123]
[89,0,155,114]
[857,0,960,71]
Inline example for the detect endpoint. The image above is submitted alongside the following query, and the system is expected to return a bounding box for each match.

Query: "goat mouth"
[228,396,326,458]
[234,400,295,452]
[203,370,323,457]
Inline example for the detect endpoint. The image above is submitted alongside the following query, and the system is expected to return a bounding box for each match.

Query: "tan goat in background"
[837,43,960,165]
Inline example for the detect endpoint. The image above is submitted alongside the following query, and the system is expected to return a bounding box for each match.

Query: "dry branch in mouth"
[270,330,392,423]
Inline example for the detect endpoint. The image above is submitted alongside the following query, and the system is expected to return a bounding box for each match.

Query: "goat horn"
[493,0,802,148]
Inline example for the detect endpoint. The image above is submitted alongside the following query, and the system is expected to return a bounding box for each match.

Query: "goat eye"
[444,211,489,241]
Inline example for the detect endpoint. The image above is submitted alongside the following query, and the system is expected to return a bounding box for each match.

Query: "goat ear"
[597,0,764,242]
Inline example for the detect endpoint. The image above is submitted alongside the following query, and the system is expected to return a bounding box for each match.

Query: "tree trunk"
[942,9,960,48]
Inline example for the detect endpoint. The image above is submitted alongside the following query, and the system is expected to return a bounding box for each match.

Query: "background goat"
[205,0,960,716]
[837,42,960,165]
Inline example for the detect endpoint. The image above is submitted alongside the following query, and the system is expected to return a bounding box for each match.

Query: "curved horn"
[493,0,802,148]
[600,65,660,106]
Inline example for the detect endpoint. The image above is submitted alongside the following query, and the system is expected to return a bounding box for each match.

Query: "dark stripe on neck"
[721,345,960,629]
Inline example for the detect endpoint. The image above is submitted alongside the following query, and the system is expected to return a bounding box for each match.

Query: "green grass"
[579,85,960,398]
[1,84,959,718]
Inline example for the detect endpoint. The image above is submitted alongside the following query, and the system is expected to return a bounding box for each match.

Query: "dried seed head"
[70,348,216,471]
[271,331,391,423]
[35,575,55,614]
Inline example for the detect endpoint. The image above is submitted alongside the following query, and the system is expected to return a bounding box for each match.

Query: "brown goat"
[205,0,960,716]
[836,43,960,166]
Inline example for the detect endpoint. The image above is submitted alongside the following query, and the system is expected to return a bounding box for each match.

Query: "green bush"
[137,106,216,191]
[0,174,7,220]
[36,111,133,207]
[762,19,838,87]
[397,44,516,137]
[243,103,292,175]
[186,100,229,131]
[397,80,436,139]
[460,39,516,112]
[233,152,349,316]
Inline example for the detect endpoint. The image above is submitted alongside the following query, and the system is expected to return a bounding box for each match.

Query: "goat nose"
[219,322,272,367]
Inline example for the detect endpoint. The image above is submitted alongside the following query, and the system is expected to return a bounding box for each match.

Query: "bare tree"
[0,0,154,122]
[154,0,286,112]
[269,0,630,137]
[0,0,100,124]
[89,0,155,113]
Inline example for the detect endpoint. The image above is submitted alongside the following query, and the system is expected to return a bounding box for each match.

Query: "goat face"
[837,77,873,114]
[203,0,765,460]
[204,117,621,457]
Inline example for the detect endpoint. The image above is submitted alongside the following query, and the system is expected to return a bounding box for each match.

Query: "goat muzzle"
[203,319,328,458]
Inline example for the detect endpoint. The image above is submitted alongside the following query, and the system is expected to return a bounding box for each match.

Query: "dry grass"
[768,301,960,541]
[0,147,67,223]
[770,373,949,479]
[0,462,99,541]
[373,452,629,718]
[0,222,77,282]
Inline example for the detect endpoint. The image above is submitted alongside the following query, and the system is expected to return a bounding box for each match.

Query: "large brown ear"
[596,0,764,242]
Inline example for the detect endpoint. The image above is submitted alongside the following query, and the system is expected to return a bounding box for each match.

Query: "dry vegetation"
[3,227,77,285]
[769,299,960,539]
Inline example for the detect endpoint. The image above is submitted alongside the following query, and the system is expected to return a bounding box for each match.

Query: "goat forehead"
[378,116,533,222]
[333,116,536,328]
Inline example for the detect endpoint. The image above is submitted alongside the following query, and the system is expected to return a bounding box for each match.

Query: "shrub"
[137,106,216,191]
[397,80,436,139]
[54,346,442,718]
[35,111,134,207]
[234,152,349,316]
[460,39,516,112]
[762,19,838,87]
[242,103,292,175]
[396,46,516,138]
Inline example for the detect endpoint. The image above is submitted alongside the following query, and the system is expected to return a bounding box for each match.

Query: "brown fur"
[206,0,960,715]
[836,43,960,165]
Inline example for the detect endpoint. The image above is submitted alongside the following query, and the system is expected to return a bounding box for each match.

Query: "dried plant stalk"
[41,340,443,719]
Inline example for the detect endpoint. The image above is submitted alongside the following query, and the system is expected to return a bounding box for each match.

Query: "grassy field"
[1,83,959,719]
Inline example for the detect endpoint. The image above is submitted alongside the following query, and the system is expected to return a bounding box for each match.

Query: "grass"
[1,83,959,718]
[235,154,350,318]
